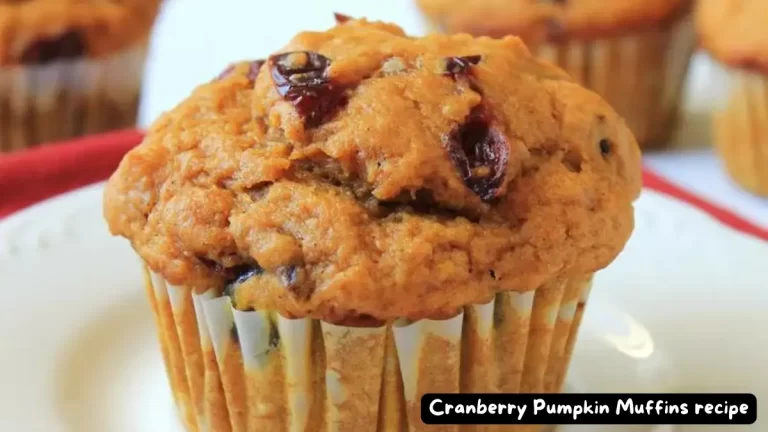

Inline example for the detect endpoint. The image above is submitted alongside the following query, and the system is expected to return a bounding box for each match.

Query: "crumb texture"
[104,19,641,322]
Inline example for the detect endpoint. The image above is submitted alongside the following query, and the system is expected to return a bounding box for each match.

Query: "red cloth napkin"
[0,130,142,219]
[1,130,767,241]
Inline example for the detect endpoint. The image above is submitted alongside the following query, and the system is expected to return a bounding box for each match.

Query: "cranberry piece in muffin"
[269,51,346,127]
[443,55,482,79]
[443,106,509,201]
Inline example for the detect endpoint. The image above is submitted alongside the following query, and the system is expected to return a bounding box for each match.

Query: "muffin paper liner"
[535,16,695,149]
[144,265,593,432]
[713,66,768,197]
[0,42,147,152]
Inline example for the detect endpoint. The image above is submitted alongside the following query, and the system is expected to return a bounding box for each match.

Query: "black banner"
[421,393,756,425]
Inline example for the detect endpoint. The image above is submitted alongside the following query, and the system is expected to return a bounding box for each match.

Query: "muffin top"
[696,0,768,74]
[104,18,641,325]
[418,0,691,43]
[0,0,162,66]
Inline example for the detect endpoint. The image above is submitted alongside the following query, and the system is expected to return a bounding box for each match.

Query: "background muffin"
[696,0,768,197]
[104,18,641,432]
[0,0,163,152]
[417,0,695,149]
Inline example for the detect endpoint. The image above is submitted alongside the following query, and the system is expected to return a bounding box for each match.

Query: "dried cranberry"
[269,51,346,128]
[334,12,352,23]
[247,59,265,81]
[277,264,313,300]
[277,265,298,288]
[443,107,509,201]
[231,264,264,285]
[198,256,226,274]
[222,264,264,303]
[444,55,482,79]
[21,30,85,65]
[599,139,612,157]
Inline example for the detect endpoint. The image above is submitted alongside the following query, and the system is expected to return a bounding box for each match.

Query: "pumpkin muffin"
[0,0,163,152]
[417,0,695,149]
[104,17,641,432]
[697,0,768,197]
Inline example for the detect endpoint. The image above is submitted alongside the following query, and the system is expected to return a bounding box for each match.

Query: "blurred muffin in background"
[417,0,695,149]
[0,0,163,152]
[697,0,768,197]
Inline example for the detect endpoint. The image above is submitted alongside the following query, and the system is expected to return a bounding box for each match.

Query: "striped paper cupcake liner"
[536,16,695,149]
[713,66,768,197]
[0,42,147,152]
[143,263,593,432]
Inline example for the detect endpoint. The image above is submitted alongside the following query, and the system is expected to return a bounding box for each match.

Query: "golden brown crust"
[418,0,692,43]
[104,19,641,322]
[0,0,162,65]
[695,0,768,74]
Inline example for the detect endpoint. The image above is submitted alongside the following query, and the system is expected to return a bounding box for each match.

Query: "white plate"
[0,185,766,432]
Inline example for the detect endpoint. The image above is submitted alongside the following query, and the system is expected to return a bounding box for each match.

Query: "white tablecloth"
[140,0,768,229]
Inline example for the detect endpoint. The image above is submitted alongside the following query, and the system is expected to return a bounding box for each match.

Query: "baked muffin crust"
[696,0,768,74]
[104,19,641,324]
[0,0,162,65]
[418,0,692,42]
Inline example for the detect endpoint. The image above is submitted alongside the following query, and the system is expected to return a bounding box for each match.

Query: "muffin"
[104,18,641,432]
[0,0,163,152]
[417,0,695,149]
[696,0,768,196]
